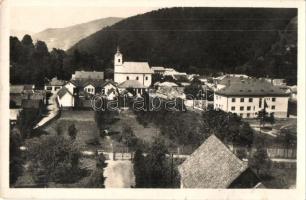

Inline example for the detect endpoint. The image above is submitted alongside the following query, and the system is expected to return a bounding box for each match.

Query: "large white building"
[214,79,289,118]
[114,48,153,88]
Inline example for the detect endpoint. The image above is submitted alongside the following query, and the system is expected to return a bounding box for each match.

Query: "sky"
[10,6,159,33]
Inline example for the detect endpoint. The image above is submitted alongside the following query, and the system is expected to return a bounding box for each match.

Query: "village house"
[178,135,262,188]
[57,87,75,108]
[151,66,166,75]
[214,78,289,118]
[114,47,153,94]
[213,74,250,90]
[44,77,66,93]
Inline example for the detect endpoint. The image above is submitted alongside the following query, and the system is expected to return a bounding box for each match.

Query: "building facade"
[114,48,153,88]
[214,79,289,118]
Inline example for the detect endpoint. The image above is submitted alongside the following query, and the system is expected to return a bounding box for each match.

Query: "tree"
[133,149,147,187]
[202,110,254,147]
[85,151,107,188]
[146,138,168,188]
[249,146,272,176]
[26,135,83,185]
[121,124,137,148]
[68,124,77,140]
[10,127,23,186]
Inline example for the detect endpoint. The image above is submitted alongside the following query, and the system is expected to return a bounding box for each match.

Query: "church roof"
[115,62,153,74]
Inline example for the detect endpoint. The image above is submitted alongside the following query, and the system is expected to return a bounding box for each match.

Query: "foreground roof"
[115,62,153,74]
[118,80,147,88]
[215,79,289,97]
[178,135,249,188]
[10,85,25,94]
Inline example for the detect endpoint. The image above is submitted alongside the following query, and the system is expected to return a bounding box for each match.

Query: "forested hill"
[68,7,297,81]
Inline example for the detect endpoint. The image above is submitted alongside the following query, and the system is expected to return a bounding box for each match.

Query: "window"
[272,97,276,102]
[247,106,251,111]
[231,106,235,111]
[271,105,275,110]
[145,76,148,80]
[118,59,120,63]
[240,113,243,117]
[232,98,236,102]
[136,76,139,80]
[126,76,129,80]
[249,98,253,102]
[55,86,61,90]
[247,113,250,118]
[240,98,244,102]
[240,106,244,111]
[101,89,105,94]
[46,86,52,91]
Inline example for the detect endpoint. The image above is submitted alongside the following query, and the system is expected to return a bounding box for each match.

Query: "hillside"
[33,17,122,50]
[68,7,297,81]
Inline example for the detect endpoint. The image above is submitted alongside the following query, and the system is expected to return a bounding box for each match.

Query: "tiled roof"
[115,62,153,74]
[118,80,147,88]
[72,71,104,80]
[178,135,249,188]
[57,87,73,99]
[215,79,289,97]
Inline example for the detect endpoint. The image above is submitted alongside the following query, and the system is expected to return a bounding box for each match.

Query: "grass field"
[43,110,101,150]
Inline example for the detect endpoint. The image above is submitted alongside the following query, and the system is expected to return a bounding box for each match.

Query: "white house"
[57,87,75,108]
[44,77,66,93]
[214,79,289,118]
[114,47,153,88]
[64,81,77,95]
[84,83,96,95]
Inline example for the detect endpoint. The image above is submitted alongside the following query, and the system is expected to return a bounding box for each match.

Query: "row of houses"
[38,47,296,117]
[10,84,47,125]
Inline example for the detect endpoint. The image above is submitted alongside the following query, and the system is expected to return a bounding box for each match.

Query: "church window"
[145,76,148,80]
[136,76,139,80]
[126,76,129,80]
[118,59,120,63]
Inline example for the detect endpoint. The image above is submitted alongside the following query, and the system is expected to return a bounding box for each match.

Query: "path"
[34,91,59,129]
[103,160,135,188]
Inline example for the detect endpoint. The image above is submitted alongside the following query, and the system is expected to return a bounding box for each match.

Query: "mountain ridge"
[32,17,123,50]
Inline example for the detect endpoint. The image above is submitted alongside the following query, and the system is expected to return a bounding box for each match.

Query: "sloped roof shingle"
[215,79,289,97]
[178,135,249,188]
[118,80,147,89]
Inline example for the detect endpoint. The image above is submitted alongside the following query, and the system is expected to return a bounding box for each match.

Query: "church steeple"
[114,46,123,66]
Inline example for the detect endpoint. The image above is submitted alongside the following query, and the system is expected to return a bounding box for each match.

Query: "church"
[114,47,153,91]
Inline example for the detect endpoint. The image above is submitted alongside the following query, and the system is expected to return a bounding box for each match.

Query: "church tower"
[114,46,123,66]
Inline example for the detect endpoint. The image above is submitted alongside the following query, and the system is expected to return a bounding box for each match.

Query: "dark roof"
[21,99,42,109]
[178,135,249,188]
[57,87,73,99]
[215,79,289,97]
